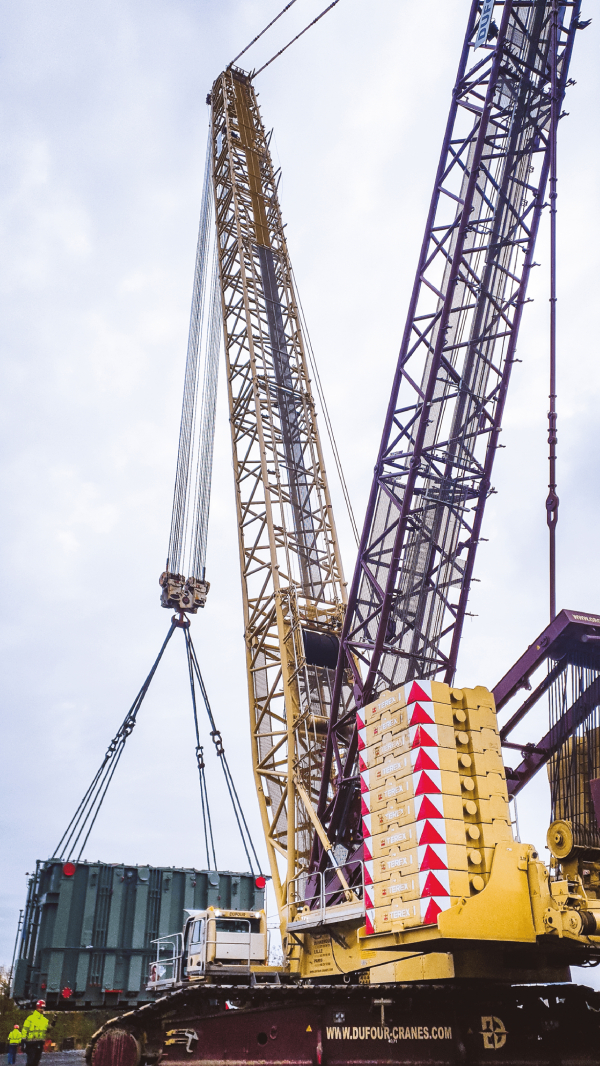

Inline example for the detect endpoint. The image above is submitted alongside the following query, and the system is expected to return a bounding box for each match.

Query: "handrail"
[148,932,183,988]
[286,859,364,926]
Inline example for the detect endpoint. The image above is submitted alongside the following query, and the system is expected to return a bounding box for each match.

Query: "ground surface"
[6,1053,86,1066]
[42,1053,85,1066]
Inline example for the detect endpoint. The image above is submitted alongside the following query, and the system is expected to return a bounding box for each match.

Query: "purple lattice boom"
[315,0,582,862]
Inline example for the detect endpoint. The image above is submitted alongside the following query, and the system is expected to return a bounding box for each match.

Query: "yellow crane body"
[209,64,600,984]
[290,680,600,982]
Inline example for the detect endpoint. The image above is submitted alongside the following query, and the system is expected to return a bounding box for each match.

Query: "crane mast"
[209,69,352,919]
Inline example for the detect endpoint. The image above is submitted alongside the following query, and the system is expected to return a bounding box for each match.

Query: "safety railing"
[286,859,364,930]
[147,932,183,990]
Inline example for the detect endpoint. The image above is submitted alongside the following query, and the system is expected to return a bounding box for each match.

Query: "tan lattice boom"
[210,67,351,921]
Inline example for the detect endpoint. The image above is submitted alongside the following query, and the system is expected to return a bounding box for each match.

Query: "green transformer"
[12,859,264,1009]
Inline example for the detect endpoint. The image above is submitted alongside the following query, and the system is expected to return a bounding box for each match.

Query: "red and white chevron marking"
[361,679,453,934]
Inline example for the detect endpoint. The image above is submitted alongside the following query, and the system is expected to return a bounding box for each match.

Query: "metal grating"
[549,664,600,830]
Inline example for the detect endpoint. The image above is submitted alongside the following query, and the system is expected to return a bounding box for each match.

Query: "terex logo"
[480,1016,507,1050]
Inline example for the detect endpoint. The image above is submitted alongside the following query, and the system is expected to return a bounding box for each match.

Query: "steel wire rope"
[198,758,215,869]
[180,330,201,579]
[166,129,214,575]
[58,714,137,858]
[181,214,216,579]
[190,241,221,580]
[290,266,359,546]
[183,629,264,875]
[547,0,560,621]
[54,622,177,860]
[72,745,129,863]
[251,0,344,78]
[60,624,176,859]
[185,630,262,874]
[65,743,125,857]
[185,632,218,869]
[56,751,117,859]
[229,0,301,67]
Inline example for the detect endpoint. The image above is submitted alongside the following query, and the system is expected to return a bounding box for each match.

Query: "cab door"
[186,917,206,976]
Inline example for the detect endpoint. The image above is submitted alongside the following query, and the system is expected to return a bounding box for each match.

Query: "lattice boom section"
[210,68,351,903]
[342,0,580,699]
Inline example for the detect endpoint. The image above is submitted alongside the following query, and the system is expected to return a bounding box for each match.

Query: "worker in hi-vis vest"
[22,1001,53,1066]
[7,1024,23,1065]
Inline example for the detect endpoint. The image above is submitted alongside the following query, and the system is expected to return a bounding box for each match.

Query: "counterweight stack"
[209,69,352,916]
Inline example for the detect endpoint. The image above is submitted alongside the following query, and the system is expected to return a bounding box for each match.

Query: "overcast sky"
[1,0,599,984]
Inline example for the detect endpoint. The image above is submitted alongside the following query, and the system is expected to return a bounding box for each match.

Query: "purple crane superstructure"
[316,0,582,855]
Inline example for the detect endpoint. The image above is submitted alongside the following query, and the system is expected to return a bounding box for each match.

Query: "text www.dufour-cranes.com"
[325,1025,452,1041]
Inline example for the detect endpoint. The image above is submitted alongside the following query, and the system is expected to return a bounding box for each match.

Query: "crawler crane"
[89,2,600,1064]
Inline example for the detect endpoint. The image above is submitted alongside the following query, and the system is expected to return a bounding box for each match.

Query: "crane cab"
[147,907,267,990]
[187,908,267,976]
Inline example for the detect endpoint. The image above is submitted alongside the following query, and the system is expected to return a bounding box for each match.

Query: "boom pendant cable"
[547,0,560,621]
[291,265,359,546]
[251,0,344,78]
[228,0,345,79]
[229,0,301,67]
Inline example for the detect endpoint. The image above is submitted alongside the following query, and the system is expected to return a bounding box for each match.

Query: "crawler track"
[89,979,600,1065]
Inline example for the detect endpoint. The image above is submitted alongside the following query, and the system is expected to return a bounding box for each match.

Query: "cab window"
[190,920,204,945]
[215,917,261,933]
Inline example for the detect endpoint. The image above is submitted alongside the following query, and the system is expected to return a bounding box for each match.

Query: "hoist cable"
[184,629,264,875]
[291,266,359,546]
[165,127,222,585]
[251,0,344,78]
[54,622,177,861]
[190,242,221,581]
[185,632,218,869]
[167,130,214,575]
[229,0,300,67]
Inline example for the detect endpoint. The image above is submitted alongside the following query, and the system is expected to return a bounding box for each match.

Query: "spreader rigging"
[53,619,262,874]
